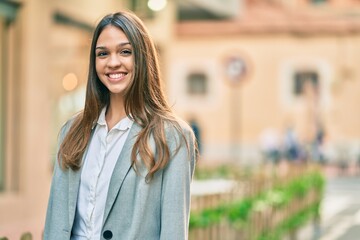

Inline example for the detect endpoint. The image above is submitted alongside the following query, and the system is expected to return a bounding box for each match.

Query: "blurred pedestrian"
[260,128,281,164]
[189,118,202,154]
[44,11,197,240]
[283,126,301,162]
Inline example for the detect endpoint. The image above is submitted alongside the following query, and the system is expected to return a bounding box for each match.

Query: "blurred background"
[1,0,360,239]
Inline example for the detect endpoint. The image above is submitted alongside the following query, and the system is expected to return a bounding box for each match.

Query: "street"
[299,166,360,240]
[319,174,360,240]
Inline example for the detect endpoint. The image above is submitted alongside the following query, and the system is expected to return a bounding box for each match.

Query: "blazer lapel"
[68,127,96,228]
[68,167,82,228]
[103,122,142,224]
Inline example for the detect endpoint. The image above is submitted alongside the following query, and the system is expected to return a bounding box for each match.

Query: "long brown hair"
[58,11,191,180]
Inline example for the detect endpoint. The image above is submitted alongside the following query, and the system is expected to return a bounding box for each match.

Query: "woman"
[44,11,197,240]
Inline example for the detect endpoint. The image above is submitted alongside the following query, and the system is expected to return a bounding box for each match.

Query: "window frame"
[279,58,332,110]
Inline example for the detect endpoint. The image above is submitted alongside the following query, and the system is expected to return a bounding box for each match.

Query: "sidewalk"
[287,166,360,240]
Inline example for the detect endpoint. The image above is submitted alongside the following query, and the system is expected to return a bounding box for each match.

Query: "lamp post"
[224,55,249,163]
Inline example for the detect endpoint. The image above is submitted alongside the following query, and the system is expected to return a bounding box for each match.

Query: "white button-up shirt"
[71,108,133,240]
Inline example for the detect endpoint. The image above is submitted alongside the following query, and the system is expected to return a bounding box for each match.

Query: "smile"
[106,73,127,81]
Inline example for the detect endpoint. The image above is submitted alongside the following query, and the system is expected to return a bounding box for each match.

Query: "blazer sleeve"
[43,120,73,239]
[160,125,196,240]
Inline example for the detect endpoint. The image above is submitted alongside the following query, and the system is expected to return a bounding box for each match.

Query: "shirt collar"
[113,115,133,131]
[95,107,133,131]
[97,107,107,126]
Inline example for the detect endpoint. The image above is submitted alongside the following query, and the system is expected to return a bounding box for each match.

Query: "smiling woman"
[44,11,197,240]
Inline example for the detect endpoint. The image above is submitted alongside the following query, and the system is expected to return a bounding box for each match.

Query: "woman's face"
[95,25,134,99]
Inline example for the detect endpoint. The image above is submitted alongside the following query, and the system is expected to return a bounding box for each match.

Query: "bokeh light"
[62,73,78,91]
[147,0,167,11]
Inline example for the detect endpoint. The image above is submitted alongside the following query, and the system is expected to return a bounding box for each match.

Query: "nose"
[107,54,121,68]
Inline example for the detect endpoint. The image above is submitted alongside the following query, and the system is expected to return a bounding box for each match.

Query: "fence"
[189,163,324,240]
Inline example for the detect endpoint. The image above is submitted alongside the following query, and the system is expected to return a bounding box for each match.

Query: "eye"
[96,51,108,57]
[121,49,132,55]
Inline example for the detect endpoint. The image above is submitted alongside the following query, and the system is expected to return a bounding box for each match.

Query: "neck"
[105,94,126,130]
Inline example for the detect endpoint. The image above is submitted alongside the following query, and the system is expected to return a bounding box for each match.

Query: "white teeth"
[108,73,125,79]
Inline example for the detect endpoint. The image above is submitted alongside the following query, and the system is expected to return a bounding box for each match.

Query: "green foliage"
[190,206,226,228]
[194,164,252,180]
[227,198,254,224]
[1,232,33,240]
[20,233,32,240]
[194,164,233,179]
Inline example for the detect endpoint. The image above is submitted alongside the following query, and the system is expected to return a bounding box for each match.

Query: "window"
[293,71,319,96]
[280,58,330,109]
[187,72,208,95]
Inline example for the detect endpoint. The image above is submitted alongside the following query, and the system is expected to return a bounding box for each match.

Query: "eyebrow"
[95,42,131,50]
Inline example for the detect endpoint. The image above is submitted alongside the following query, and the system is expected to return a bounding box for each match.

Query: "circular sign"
[224,55,249,85]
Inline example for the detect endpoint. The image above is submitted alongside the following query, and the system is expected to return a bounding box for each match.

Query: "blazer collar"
[102,122,142,224]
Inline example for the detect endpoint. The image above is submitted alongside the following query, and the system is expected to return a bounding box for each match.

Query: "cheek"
[127,57,135,71]
[95,59,104,74]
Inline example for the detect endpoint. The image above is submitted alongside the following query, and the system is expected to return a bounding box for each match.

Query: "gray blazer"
[44,119,196,240]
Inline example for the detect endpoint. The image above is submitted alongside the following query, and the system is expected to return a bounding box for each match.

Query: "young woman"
[44,11,197,240]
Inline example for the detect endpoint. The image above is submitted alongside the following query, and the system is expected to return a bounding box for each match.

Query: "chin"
[108,88,126,95]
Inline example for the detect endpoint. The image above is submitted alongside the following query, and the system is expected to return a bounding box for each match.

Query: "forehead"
[96,25,130,45]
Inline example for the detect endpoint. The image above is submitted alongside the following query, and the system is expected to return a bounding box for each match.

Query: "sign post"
[224,54,250,163]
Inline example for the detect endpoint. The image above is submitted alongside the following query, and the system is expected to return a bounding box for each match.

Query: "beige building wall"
[168,31,360,163]
[0,1,53,238]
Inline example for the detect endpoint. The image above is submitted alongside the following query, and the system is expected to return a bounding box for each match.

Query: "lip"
[105,72,127,82]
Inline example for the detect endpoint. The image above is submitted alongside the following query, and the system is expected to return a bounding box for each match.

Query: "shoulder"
[58,112,82,141]
[164,118,194,141]
[163,118,196,154]
[162,118,197,175]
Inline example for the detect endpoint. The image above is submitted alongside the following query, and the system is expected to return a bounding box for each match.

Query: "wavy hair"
[58,11,191,180]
